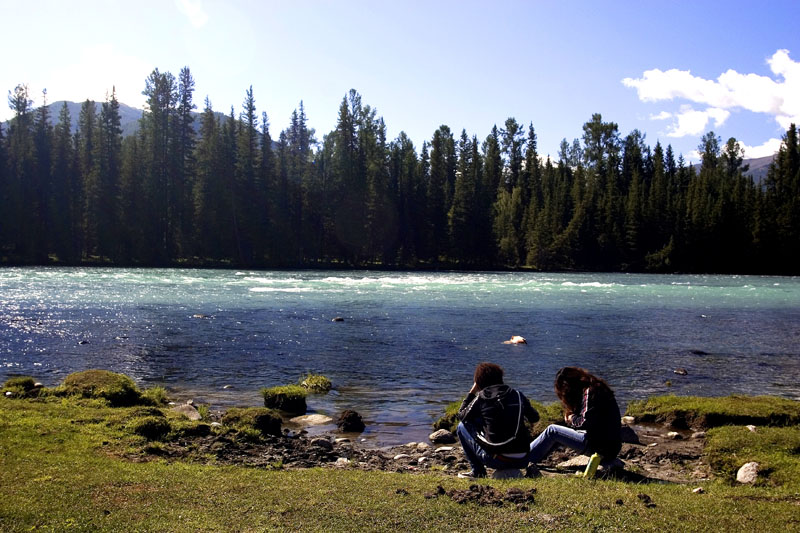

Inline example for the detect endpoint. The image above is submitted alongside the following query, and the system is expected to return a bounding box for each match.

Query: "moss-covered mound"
[2,376,40,398]
[222,407,282,436]
[300,373,332,393]
[62,369,142,407]
[128,416,172,440]
[261,385,307,414]
[626,395,800,430]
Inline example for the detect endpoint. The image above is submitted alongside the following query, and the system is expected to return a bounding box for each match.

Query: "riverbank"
[2,385,799,531]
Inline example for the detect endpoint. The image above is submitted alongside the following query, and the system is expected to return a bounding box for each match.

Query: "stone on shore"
[310,438,333,451]
[337,409,365,433]
[737,462,759,484]
[621,416,635,425]
[557,455,591,470]
[429,429,456,444]
[171,403,202,421]
[290,414,334,426]
[620,425,640,444]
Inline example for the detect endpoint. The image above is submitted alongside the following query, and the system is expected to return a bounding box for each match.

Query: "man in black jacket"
[456,362,539,479]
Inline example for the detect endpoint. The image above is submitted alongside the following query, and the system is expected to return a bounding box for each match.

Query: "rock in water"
[673,368,688,376]
[290,414,334,426]
[737,462,759,484]
[337,409,365,432]
[171,404,202,421]
[429,429,457,444]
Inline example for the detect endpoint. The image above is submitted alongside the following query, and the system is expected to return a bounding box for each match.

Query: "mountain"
[743,154,775,183]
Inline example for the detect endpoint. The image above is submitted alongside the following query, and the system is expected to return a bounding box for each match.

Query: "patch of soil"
[125,422,713,484]
[425,484,536,510]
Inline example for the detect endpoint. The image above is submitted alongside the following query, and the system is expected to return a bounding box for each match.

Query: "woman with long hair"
[526,367,621,464]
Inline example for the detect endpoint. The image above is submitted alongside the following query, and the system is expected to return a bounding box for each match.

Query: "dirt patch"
[425,484,536,510]
[124,422,713,484]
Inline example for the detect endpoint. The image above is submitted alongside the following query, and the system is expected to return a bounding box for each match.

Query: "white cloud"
[175,0,209,28]
[650,111,672,120]
[740,137,784,159]
[667,106,730,138]
[624,49,800,134]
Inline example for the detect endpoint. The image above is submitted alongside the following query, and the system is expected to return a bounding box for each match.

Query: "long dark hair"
[554,367,614,415]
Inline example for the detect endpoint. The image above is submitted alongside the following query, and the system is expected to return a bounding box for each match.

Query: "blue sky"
[3,0,799,162]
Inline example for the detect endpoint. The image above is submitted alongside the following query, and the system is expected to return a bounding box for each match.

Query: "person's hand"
[564,413,573,424]
[469,382,480,394]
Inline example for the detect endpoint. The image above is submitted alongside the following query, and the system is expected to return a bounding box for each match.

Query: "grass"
[625,395,800,429]
[1,394,800,532]
[261,384,308,414]
[300,373,333,393]
[705,425,800,487]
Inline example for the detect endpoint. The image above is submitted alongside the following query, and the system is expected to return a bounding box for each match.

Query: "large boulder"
[171,403,202,421]
[62,369,142,406]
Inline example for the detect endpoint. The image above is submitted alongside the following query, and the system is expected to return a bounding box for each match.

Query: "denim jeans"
[526,423,587,463]
[456,421,529,474]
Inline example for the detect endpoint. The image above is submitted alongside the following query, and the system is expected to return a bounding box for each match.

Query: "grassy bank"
[2,395,799,532]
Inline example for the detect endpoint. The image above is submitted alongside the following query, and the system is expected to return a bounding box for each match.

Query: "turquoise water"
[1,268,798,445]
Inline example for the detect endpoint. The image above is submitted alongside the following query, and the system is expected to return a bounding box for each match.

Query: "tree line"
[1,67,799,273]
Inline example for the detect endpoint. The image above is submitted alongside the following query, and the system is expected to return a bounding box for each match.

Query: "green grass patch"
[625,395,800,429]
[221,407,282,436]
[61,369,144,407]
[2,375,41,398]
[2,394,800,531]
[261,384,308,414]
[140,386,169,406]
[705,425,800,488]
[300,373,333,393]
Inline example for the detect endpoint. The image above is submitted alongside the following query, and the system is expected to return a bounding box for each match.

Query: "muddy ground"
[132,420,710,486]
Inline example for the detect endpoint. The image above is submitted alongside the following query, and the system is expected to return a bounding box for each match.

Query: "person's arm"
[457,382,480,421]
[520,392,539,425]
[568,388,599,431]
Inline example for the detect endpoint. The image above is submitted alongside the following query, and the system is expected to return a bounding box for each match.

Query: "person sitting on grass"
[456,362,540,479]
[526,366,621,469]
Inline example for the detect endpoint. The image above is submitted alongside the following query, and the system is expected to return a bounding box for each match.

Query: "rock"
[78,340,89,345]
[690,349,709,355]
[222,385,233,389]
[692,487,704,494]
[33,382,43,388]
[4,391,12,397]
[746,425,757,433]
[335,438,351,444]
[310,438,333,451]
[210,422,222,427]
[429,429,456,444]
[557,455,591,470]
[647,442,658,447]
[334,457,350,467]
[434,446,454,453]
[332,317,344,322]
[621,416,635,425]
[393,454,411,461]
[186,399,194,406]
[691,431,707,439]
[416,442,431,451]
[289,414,334,426]
[736,462,759,484]
[620,425,640,444]
[192,314,208,319]
[170,404,201,421]
[336,409,365,433]
[418,457,428,464]
[502,335,527,344]
[673,368,688,376]
[404,442,418,448]
[666,431,682,440]
[492,469,523,479]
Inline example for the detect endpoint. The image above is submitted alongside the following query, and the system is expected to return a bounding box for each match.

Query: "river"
[1,268,798,445]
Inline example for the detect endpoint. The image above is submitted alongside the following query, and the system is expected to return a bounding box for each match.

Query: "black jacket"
[457,384,540,455]
[570,386,622,459]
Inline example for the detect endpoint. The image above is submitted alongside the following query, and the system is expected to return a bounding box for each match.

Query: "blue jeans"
[457,422,530,474]
[526,424,587,463]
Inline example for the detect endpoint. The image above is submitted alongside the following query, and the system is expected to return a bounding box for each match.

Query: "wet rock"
[736,462,759,484]
[223,385,234,389]
[673,368,688,376]
[691,431,707,439]
[620,425,640,444]
[192,314,208,319]
[335,438,351,444]
[290,414,334,426]
[310,438,333,451]
[336,410,365,433]
[666,431,683,440]
[429,429,456,444]
[332,317,344,322]
[171,404,202,421]
[690,349,709,355]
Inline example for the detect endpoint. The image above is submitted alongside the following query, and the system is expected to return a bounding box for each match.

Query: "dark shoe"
[525,464,542,478]
[457,469,486,479]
